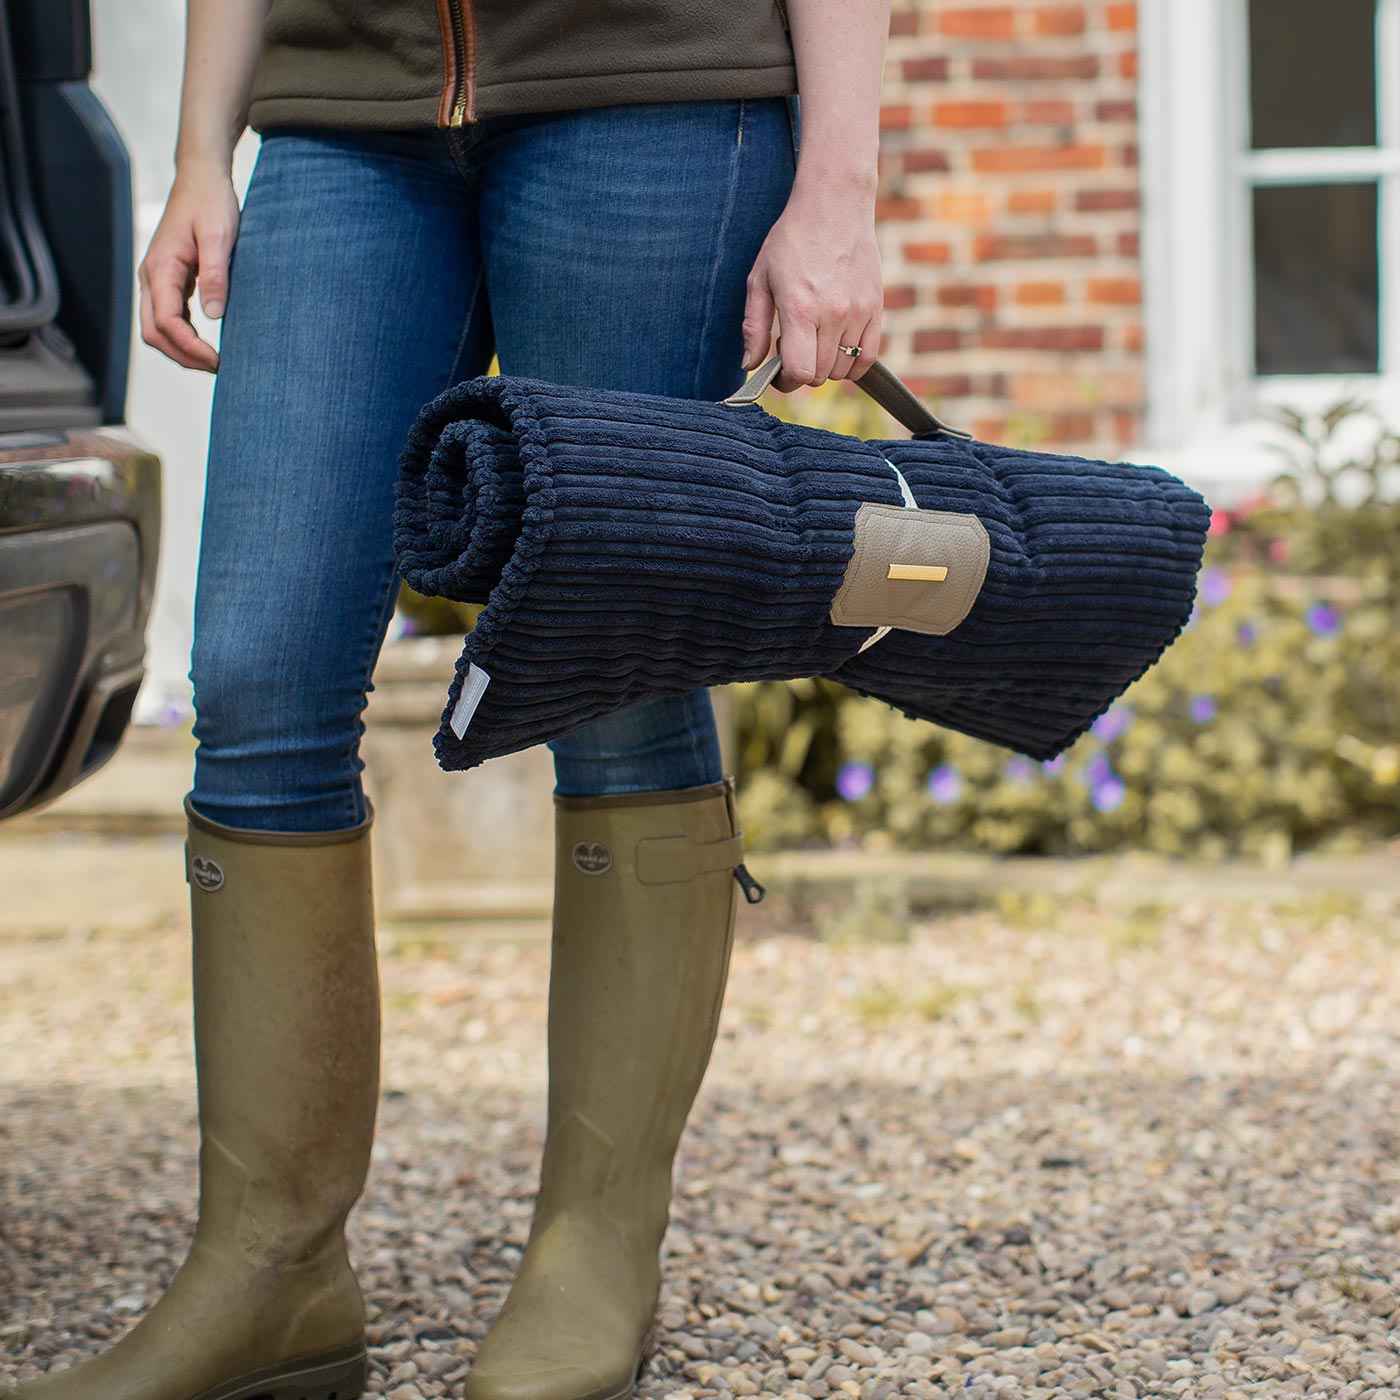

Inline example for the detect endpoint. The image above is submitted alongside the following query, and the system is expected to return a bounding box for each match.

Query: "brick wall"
[877,2,1144,453]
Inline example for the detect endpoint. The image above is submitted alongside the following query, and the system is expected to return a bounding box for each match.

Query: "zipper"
[733,863,766,904]
[435,0,475,127]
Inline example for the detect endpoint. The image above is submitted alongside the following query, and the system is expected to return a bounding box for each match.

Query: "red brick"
[973,417,1009,441]
[1033,5,1086,35]
[876,195,923,220]
[938,283,1000,311]
[1096,98,1137,122]
[905,241,953,264]
[1076,187,1140,211]
[975,232,1098,260]
[889,9,920,37]
[1112,411,1142,445]
[981,326,1106,351]
[909,374,975,400]
[971,143,1106,173]
[935,100,1011,128]
[972,55,1099,80]
[1022,99,1077,125]
[880,104,915,131]
[1047,413,1097,441]
[902,57,951,81]
[1118,231,1140,256]
[913,328,965,352]
[904,148,952,174]
[940,6,1017,39]
[1122,141,1140,167]
[1015,281,1067,306]
[1120,51,1139,79]
[883,285,918,311]
[937,188,995,223]
[1007,188,1059,215]
[1123,322,1146,352]
[1088,277,1142,305]
[1106,3,1138,32]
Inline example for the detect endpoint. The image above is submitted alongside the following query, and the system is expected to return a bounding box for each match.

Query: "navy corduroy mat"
[393,373,1210,771]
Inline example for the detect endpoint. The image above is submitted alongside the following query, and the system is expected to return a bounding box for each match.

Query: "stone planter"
[361,635,735,925]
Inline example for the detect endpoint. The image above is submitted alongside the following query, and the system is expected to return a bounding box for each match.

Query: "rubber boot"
[465,775,751,1400]
[3,795,382,1400]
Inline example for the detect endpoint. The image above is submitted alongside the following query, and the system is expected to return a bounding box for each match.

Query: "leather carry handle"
[722,352,972,440]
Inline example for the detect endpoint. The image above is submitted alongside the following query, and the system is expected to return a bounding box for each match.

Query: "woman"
[7,2,890,1399]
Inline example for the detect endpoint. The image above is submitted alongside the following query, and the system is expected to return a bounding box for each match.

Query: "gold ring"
[838,343,862,358]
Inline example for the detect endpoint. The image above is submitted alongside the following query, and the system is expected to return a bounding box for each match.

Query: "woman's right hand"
[138,163,241,373]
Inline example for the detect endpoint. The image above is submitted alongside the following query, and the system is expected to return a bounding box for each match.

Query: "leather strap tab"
[723,353,972,440]
[635,832,746,885]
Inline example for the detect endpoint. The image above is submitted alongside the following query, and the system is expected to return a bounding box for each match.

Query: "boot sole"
[186,1341,367,1400]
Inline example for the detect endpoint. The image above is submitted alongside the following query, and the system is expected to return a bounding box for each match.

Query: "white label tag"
[450,662,492,739]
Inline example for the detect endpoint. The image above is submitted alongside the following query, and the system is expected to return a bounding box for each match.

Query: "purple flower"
[399,616,421,637]
[1199,567,1233,606]
[1082,753,1116,787]
[926,763,962,804]
[1091,776,1127,812]
[1237,620,1257,646]
[157,700,189,729]
[1305,601,1342,637]
[836,761,875,802]
[1091,705,1134,743]
[1004,756,1035,784]
[1040,754,1067,776]
[1190,695,1217,723]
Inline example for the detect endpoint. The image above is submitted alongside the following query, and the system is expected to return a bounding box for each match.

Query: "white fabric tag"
[450,662,492,738]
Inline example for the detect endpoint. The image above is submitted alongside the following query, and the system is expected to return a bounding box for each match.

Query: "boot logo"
[572,840,612,875]
[190,855,225,892]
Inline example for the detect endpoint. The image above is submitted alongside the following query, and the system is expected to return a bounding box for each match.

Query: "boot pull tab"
[733,863,766,904]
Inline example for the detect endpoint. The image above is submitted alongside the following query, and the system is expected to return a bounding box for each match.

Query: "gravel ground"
[4,872,1400,1400]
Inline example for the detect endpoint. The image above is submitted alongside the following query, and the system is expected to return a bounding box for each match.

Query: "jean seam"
[446,266,488,385]
[691,99,746,400]
[336,551,404,824]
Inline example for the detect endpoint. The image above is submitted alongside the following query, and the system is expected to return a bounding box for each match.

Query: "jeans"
[188,96,799,832]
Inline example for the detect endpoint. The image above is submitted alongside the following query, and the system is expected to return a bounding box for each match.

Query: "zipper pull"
[733,863,766,904]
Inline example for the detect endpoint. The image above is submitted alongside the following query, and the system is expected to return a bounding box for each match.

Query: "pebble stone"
[3,883,1400,1399]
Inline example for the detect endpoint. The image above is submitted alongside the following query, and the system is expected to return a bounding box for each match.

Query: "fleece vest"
[246,0,798,133]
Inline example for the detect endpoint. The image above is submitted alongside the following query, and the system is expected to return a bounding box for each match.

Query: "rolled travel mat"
[392,356,1210,772]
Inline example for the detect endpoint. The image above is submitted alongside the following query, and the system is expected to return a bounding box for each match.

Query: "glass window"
[1252,183,1380,375]
[1248,0,1377,149]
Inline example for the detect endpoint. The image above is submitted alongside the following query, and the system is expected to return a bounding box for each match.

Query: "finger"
[811,308,846,388]
[150,259,219,371]
[845,308,883,385]
[773,298,818,394]
[740,269,776,371]
[138,271,156,352]
[195,219,235,320]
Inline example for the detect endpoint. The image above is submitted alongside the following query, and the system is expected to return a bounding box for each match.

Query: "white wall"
[89,0,260,724]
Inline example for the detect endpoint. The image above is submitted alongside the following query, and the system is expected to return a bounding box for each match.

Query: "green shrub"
[734,403,1400,860]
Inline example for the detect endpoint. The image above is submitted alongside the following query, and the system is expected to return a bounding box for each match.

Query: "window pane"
[1253,183,1379,375]
[1249,0,1376,149]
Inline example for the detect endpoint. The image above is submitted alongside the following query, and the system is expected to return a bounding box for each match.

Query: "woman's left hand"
[741,179,884,394]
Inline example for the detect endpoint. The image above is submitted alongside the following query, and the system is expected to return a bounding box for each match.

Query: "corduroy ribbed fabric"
[392,373,1210,771]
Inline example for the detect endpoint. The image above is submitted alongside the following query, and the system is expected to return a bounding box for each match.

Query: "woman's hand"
[138,162,241,374]
[741,177,883,393]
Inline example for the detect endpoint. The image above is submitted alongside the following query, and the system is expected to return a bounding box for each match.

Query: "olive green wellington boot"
[4,795,381,1400]
[465,775,758,1400]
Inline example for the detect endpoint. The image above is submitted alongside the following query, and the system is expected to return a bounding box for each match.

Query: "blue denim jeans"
[189,97,799,832]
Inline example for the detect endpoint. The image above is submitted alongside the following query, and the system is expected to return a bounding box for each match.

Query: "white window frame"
[1140,0,1400,503]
